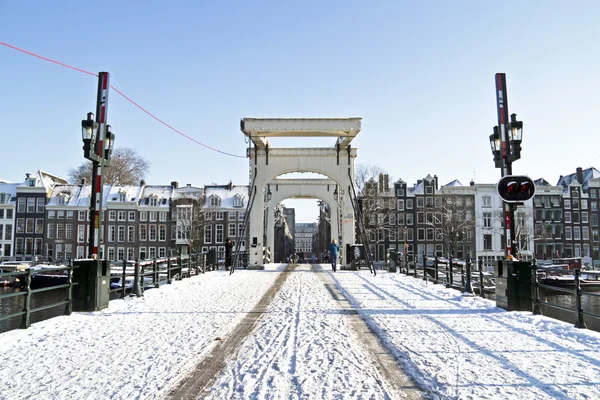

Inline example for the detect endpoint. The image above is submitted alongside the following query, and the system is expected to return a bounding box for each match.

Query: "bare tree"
[68,147,151,185]
[172,198,215,256]
[354,164,395,259]
[427,194,476,258]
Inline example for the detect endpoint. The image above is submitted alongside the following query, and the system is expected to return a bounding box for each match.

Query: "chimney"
[434,175,438,190]
[470,180,475,186]
[384,174,389,192]
[576,167,583,185]
[187,183,191,188]
[81,177,87,185]
[229,180,233,190]
[140,179,146,186]
[25,173,31,179]
[171,181,179,189]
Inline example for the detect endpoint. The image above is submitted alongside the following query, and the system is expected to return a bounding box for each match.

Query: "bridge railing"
[0,265,75,330]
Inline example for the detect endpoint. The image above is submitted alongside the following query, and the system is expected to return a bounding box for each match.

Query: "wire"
[0,40,246,159]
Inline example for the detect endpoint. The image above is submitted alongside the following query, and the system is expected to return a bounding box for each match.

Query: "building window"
[159,225,166,241]
[149,225,157,241]
[128,211,136,221]
[139,247,147,260]
[397,200,404,211]
[406,214,413,225]
[565,227,572,240]
[128,226,135,242]
[108,247,115,261]
[66,224,73,239]
[482,196,492,208]
[216,224,224,243]
[140,225,147,241]
[204,225,213,243]
[483,234,492,250]
[158,247,166,258]
[565,212,571,223]
[35,219,44,234]
[118,211,126,221]
[150,212,157,222]
[140,212,148,222]
[582,212,589,224]
[233,194,244,208]
[209,195,221,207]
[108,211,116,221]
[406,199,413,209]
[55,223,64,239]
[78,225,85,242]
[396,188,405,197]
[417,228,425,241]
[483,212,492,228]
[26,198,35,213]
[78,211,86,221]
[564,199,571,209]
[149,197,158,207]
[159,212,167,222]
[108,226,116,242]
[17,198,26,213]
[118,226,125,242]
[37,198,45,213]
[149,247,157,259]
[426,228,434,240]
[127,248,135,261]
[417,197,424,208]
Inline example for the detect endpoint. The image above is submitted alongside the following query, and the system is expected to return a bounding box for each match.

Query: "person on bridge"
[329,239,340,272]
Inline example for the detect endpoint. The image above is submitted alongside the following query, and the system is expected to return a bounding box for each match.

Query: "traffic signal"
[497,175,535,203]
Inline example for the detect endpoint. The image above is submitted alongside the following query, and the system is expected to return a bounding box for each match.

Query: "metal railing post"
[434,256,439,284]
[423,252,427,281]
[153,258,159,288]
[479,258,485,298]
[64,263,73,316]
[19,268,33,329]
[132,260,143,297]
[532,259,541,315]
[462,256,473,295]
[177,256,182,280]
[574,268,587,329]
[167,258,172,284]
[121,259,127,298]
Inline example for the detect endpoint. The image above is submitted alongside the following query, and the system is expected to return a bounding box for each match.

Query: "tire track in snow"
[202,264,425,400]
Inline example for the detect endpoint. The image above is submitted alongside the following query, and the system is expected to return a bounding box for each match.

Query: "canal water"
[0,286,69,334]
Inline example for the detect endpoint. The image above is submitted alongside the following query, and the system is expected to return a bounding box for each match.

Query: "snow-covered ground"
[1,264,600,400]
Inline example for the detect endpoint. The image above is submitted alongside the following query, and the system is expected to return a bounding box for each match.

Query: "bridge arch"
[241,118,361,267]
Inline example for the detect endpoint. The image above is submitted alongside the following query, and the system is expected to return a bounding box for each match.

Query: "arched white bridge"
[240,117,362,268]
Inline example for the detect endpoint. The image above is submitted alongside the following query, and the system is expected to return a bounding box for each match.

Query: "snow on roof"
[442,179,463,188]
[106,185,144,203]
[139,185,173,207]
[556,167,600,192]
[47,185,83,207]
[0,182,18,196]
[172,185,203,200]
[534,178,551,186]
[204,185,249,208]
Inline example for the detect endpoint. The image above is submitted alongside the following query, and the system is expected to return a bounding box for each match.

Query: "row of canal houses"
[355,167,600,268]
[0,171,249,263]
[1,166,600,267]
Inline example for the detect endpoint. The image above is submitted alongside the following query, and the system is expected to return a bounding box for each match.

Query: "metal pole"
[495,73,517,259]
[532,259,542,315]
[89,72,110,259]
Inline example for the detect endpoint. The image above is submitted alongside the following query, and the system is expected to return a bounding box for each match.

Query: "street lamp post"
[81,72,115,259]
[491,73,524,259]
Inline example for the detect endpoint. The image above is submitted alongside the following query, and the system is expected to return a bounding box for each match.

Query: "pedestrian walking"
[329,239,340,272]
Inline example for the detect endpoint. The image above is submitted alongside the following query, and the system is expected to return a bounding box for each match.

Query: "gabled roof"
[556,167,600,192]
[0,182,18,203]
[534,178,551,186]
[441,179,463,188]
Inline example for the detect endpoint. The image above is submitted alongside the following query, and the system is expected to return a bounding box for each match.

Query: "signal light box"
[497,175,535,203]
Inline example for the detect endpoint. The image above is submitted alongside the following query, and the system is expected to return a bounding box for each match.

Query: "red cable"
[0,40,245,158]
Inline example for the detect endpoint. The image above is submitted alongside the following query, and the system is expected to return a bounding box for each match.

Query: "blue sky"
[1,1,599,222]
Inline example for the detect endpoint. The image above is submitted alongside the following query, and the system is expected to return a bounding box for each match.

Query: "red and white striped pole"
[495,73,515,258]
[88,72,110,258]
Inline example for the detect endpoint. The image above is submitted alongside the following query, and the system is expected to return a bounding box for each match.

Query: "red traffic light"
[497,175,535,203]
